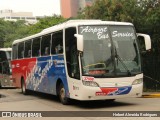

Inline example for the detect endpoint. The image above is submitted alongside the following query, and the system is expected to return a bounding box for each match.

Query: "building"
[60,0,95,18]
[0,9,37,24]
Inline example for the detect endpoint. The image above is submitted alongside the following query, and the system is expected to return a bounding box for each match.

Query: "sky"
[0,0,61,16]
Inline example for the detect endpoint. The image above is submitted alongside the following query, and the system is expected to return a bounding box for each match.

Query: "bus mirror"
[137,33,151,51]
[74,34,84,52]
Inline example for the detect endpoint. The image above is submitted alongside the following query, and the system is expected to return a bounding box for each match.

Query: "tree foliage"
[0,15,66,47]
[78,0,160,46]
[0,19,29,47]
[28,15,66,34]
[1,0,160,49]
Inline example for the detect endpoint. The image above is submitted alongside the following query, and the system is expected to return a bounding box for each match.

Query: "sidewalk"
[142,92,160,98]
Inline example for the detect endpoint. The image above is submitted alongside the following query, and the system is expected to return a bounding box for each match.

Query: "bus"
[0,48,13,87]
[11,20,151,104]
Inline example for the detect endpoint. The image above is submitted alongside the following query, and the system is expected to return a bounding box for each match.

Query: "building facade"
[60,0,95,18]
[0,9,37,24]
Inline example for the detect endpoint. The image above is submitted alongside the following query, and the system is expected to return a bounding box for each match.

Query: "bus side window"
[41,34,51,56]
[28,50,31,57]
[12,44,18,60]
[32,37,41,57]
[45,47,49,55]
[51,31,63,54]
[0,51,7,61]
[38,50,41,56]
[51,35,56,54]
[24,40,32,58]
[18,42,24,59]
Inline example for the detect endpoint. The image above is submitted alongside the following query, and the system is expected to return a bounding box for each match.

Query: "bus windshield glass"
[6,51,11,60]
[79,25,141,77]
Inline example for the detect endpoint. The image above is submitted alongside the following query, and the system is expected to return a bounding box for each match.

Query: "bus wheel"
[59,83,70,105]
[21,79,29,95]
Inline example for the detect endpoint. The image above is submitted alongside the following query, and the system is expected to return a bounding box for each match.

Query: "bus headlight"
[132,78,143,85]
[82,80,99,87]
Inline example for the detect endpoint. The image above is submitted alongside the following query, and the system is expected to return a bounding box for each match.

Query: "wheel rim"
[60,87,65,101]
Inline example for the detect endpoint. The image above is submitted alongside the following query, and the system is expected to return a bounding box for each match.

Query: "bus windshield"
[79,25,141,77]
[6,51,11,60]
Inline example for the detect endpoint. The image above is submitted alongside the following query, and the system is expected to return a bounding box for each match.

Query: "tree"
[0,15,66,47]
[0,19,30,47]
[0,19,6,47]
[77,0,160,45]
[78,0,127,21]
[28,15,66,34]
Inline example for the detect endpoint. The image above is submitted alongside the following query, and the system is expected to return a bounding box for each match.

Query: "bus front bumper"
[76,83,143,101]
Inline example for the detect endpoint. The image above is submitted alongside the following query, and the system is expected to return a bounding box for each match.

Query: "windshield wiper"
[114,48,132,76]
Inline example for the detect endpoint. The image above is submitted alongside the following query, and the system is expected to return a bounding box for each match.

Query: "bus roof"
[12,20,133,45]
[0,48,12,51]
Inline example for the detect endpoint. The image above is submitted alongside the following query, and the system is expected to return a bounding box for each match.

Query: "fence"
[142,52,160,91]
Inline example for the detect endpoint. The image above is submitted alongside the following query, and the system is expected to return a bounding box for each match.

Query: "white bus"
[0,48,13,87]
[11,20,151,104]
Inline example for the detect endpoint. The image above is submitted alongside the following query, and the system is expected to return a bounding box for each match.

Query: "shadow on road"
[0,94,6,98]
[15,90,137,109]
[0,87,17,89]
[17,90,60,103]
[71,100,136,109]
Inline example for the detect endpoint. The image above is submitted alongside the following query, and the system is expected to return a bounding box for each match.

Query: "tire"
[58,83,70,105]
[21,79,29,95]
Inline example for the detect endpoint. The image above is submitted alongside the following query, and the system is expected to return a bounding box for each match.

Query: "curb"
[142,93,160,98]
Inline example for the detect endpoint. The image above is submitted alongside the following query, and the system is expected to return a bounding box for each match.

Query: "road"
[0,88,160,120]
